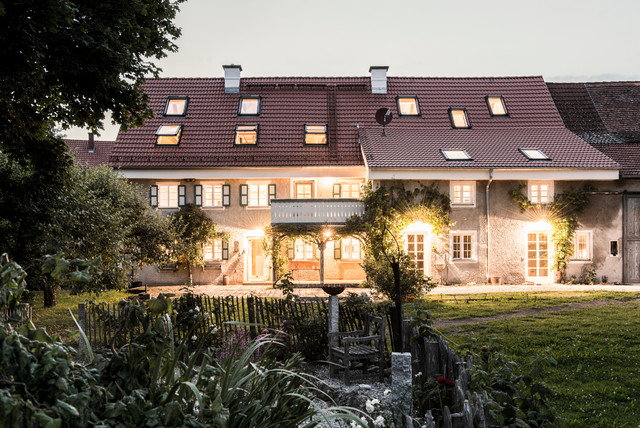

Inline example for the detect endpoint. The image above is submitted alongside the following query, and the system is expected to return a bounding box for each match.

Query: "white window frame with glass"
[450,231,477,261]
[203,240,223,261]
[340,237,362,261]
[448,108,471,129]
[238,96,261,116]
[570,230,592,261]
[241,182,275,208]
[396,96,420,116]
[441,149,472,161]
[235,124,258,145]
[156,125,183,145]
[333,181,361,198]
[485,95,508,116]
[294,239,316,261]
[157,183,179,208]
[201,182,224,208]
[293,181,314,199]
[528,181,554,204]
[304,124,328,145]
[164,96,188,116]
[450,181,475,207]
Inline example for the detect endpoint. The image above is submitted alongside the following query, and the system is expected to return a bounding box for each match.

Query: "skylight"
[235,124,258,145]
[397,96,420,116]
[449,108,470,128]
[520,148,550,160]
[164,96,188,116]
[441,149,472,161]
[156,125,183,145]
[486,95,508,116]
[304,124,327,145]
[238,96,261,116]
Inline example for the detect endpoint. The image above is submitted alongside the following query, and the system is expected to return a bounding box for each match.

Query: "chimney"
[223,64,242,94]
[88,132,95,153]
[369,66,389,94]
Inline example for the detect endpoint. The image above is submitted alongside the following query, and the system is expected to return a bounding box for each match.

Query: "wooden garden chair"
[328,314,386,385]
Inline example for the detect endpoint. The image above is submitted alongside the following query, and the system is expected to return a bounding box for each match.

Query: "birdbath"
[323,285,345,346]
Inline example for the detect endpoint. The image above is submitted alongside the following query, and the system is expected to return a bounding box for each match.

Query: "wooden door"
[624,195,640,283]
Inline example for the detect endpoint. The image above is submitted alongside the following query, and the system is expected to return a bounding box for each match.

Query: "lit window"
[486,95,508,116]
[249,183,269,207]
[520,148,550,160]
[341,238,362,260]
[235,124,258,145]
[397,96,420,116]
[448,108,471,128]
[294,239,315,260]
[451,181,475,206]
[341,182,361,198]
[441,149,472,161]
[158,185,178,208]
[203,184,223,207]
[164,96,188,116]
[156,125,183,145]
[238,96,261,116]
[203,240,223,261]
[528,181,554,204]
[305,124,327,145]
[451,232,476,261]
[571,231,592,260]
[295,182,313,199]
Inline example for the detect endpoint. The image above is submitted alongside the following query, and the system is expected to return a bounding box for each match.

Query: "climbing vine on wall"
[509,184,594,282]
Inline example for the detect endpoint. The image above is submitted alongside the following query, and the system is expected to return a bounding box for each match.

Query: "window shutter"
[240,184,248,206]
[333,183,342,198]
[268,184,276,205]
[150,185,158,207]
[314,245,321,260]
[222,184,231,206]
[286,241,295,260]
[194,185,202,206]
[222,240,229,260]
[334,239,342,259]
[178,185,186,207]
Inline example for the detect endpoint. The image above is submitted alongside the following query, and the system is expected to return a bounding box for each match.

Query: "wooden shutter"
[314,244,321,260]
[222,184,231,206]
[240,184,248,206]
[334,239,342,259]
[222,240,229,260]
[150,185,158,207]
[178,185,186,207]
[333,183,342,198]
[286,241,295,260]
[194,185,202,206]
[268,184,276,205]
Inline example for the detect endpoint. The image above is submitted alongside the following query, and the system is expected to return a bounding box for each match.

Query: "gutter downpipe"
[486,168,494,283]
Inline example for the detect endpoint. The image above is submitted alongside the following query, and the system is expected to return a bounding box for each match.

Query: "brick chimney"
[223,65,242,94]
[369,66,389,94]
[88,132,95,153]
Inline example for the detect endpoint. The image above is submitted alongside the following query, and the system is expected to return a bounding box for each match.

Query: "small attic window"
[397,96,420,116]
[304,124,327,145]
[486,95,508,116]
[235,124,258,145]
[448,108,471,129]
[164,96,188,116]
[238,96,261,116]
[520,148,550,160]
[441,149,472,161]
[156,125,183,145]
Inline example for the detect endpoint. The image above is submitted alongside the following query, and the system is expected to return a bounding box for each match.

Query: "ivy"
[510,185,594,282]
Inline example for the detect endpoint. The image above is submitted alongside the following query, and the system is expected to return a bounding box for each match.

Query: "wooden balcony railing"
[271,199,365,225]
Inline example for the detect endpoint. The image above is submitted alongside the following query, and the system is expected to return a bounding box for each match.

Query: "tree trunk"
[43,284,57,307]
[187,263,193,287]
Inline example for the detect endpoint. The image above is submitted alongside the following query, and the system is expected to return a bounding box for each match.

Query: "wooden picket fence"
[2,303,32,326]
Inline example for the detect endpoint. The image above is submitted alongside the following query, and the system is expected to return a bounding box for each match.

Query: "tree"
[170,204,225,286]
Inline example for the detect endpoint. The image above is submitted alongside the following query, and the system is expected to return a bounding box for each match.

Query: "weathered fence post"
[328,295,339,346]
[78,302,88,358]
[392,352,412,427]
[247,296,257,339]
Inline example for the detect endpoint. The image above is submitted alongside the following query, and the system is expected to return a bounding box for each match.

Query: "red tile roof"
[66,139,115,167]
[591,143,640,177]
[111,75,617,171]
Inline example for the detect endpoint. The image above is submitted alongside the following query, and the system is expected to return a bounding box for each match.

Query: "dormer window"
[520,148,550,160]
[441,149,472,161]
[396,96,420,116]
[235,124,258,145]
[238,96,261,116]
[448,108,471,129]
[156,125,183,145]
[164,96,188,116]
[486,95,508,116]
[304,124,327,145]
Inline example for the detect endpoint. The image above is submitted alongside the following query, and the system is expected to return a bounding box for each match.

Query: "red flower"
[436,376,455,387]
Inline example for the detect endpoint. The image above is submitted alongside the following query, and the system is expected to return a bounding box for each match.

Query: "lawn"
[437,298,640,427]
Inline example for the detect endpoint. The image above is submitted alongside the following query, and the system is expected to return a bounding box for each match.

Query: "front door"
[406,232,430,276]
[248,238,268,282]
[526,232,552,283]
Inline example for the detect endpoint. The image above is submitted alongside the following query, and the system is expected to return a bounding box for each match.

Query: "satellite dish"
[375,108,393,136]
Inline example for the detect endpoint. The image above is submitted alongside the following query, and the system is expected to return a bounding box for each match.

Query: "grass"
[30,289,130,340]
[405,290,640,320]
[430,296,640,427]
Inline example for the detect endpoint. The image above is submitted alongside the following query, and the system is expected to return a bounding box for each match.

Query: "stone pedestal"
[392,352,412,426]
[328,295,339,346]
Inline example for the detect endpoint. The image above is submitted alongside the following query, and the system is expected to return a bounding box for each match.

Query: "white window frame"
[201,182,224,208]
[203,240,223,261]
[528,181,554,204]
[450,231,477,262]
[157,182,179,208]
[340,181,362,198]
[450,181,476,207]
[292,180,315,199]
[294,239,315,261]
[341,237,362,261]
[247,181,270,207]
[570,230,593,261]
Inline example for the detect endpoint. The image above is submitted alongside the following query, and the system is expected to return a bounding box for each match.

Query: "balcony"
[271,199,365,226]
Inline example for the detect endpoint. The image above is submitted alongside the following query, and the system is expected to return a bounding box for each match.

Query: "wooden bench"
[328,315,386,385]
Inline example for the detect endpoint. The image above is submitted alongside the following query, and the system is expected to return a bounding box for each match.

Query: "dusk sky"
[67,0,640,140]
